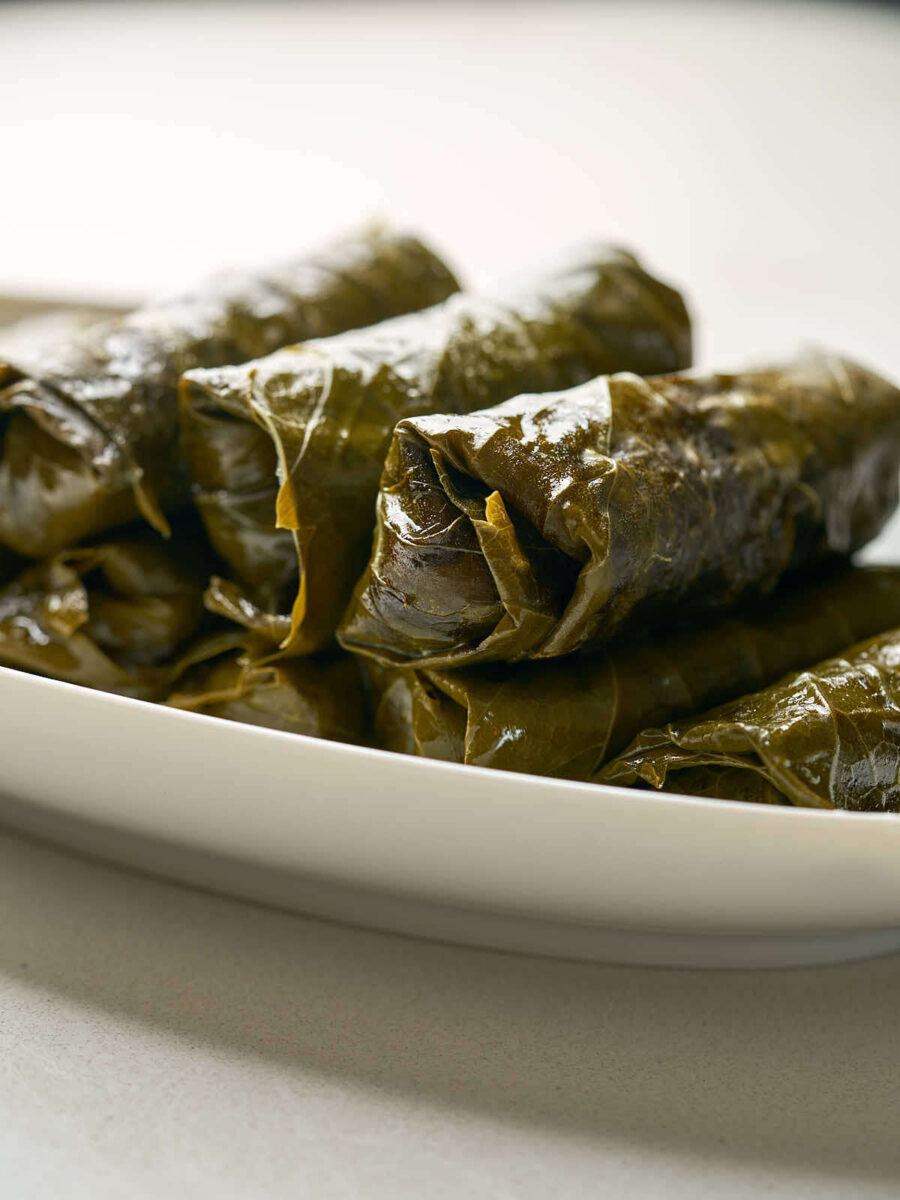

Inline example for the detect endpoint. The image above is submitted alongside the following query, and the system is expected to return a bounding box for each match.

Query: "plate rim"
[2,659,896,832]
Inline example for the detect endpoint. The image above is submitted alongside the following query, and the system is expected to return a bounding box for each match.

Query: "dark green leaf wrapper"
[341,355,900,667]
[0,530,212,698]
[180,244,692,655]
[0,231,459,557]
[167,636,371,746]
[599,627,900,812]
[370,566,900,779]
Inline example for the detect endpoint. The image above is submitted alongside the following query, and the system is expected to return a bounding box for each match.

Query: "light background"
[2,0,899,374]
[2,2,900,1196]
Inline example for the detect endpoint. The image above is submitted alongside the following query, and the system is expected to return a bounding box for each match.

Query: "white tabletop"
[2,2,900,1195]
[3,828,900,1198]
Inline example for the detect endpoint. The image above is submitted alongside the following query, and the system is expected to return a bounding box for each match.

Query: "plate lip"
[1,660,896,831]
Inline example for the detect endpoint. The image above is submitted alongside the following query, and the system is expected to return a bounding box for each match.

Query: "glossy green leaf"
[0,231,459,557]
[600,627,900,812]
[167,637,371,746]
[0,525,212,698]
[370,565,900,780]
[182,243,692,656]
[341,355,900,667]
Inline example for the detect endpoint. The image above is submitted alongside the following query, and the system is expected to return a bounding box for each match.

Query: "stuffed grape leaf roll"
[599,627,900,812]
[0,527,212,698]
[180,244,692,656]
[0,231,459,557]
[340,355,900,667]
[370,565,900,779]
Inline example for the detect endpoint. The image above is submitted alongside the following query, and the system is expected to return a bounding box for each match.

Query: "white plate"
[4,297,900,970]
[5,645,900,971]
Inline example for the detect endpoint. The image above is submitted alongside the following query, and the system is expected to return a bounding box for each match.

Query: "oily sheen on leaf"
[0,231,459,557]
[167,636,371,746]
[181,243,692,655]
[370,566,900,780]
[0,526,213,698]
[340,355,900,667]
[599,627,900,812]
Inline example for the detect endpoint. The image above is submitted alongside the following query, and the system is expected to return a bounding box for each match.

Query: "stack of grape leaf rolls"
[368,566,900,783]
[340,356,900,665]
[342,353,900,810]
[0,230,459,557]
[5,222,900,810]
[179,243,692,655]
[0,229,461,741]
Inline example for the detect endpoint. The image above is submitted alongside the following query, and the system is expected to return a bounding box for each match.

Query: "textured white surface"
[3,829,900,1199]
[1,0,900,1194]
